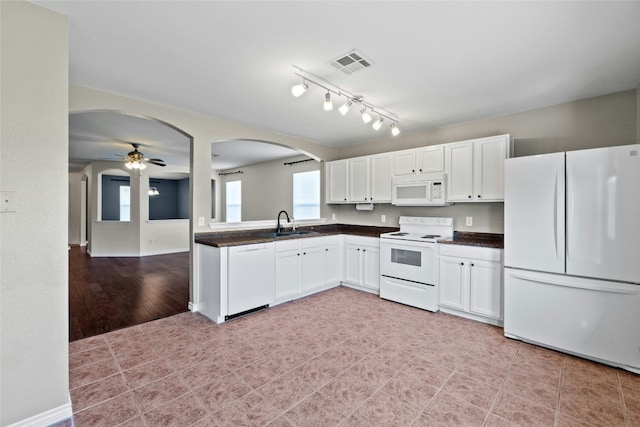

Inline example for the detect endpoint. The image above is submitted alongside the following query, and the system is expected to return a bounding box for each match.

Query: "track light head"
[372,116,384,131]
[338,100,353,116]
[324,91,333,111]
[291,81,308,97]
[391,123,400,136]
[361,109,372,124]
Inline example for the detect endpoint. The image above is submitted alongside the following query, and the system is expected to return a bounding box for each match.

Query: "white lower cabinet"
[274,236,342,304]
[343,235,380,292]
[438,244,503,325]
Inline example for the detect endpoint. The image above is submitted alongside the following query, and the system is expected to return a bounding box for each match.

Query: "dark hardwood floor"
[69,247,190,342]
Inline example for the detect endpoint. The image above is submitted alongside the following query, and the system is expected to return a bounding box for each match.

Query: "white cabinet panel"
[302,246,324,292]
[469,259,502,319]
[326,160,349,203]
[446,142,474,201]
[275,249,301,301]
[474,136,508,201]
[324,244,342,286]
[417,145,445,173]
[362,245,380,290]
[439,256,467,311]
[348,157,370,203]
[345,244,362,284]
[392,149,417,176]
[370,154,392,203]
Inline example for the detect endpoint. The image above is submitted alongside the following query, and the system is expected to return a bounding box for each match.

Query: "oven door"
[379,239,437,285]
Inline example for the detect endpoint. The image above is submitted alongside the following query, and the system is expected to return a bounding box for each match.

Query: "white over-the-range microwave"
[391,173,452,206]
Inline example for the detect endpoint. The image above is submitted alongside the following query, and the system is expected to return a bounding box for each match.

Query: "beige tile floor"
[59,286,640,427]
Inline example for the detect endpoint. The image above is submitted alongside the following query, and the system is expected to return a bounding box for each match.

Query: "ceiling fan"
[124,143,166,169]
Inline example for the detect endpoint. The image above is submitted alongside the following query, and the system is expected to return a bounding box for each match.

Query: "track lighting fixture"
[361,108,372,124]
[323,91,333,111]
[291,66,401,137]
[338,100,352,116]
[372,116,384,131]
[291,81,308,97]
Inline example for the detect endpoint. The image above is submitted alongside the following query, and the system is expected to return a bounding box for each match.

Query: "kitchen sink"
[256,230,317,238]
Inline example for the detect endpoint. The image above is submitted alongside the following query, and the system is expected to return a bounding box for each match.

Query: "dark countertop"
[195,224,400,247]
[437,231,504,249]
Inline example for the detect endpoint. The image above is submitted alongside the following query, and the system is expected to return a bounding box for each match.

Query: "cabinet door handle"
[344,198,347,201]
[471,263,475,267]
[297,253,300,256]
[477,195,482,198]
[303,252,306,255]
[460,262,464,265]
[325,248,329,252]
[357,248,360,251]
[468,195,472,199]
[363,249,366,252]
[419,168,423,172]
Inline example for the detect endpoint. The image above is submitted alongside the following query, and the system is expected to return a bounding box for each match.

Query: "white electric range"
[379,216,454,311]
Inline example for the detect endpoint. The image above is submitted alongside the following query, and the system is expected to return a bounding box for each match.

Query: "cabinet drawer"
[301,236,325,249]
[439,244,502,261]
[275,240,300,252]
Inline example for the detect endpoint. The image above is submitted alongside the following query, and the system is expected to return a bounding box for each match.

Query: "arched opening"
[211,139,323,225]
[68,110,193,340]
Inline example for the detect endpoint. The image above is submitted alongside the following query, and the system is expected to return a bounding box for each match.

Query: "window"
[119,186,130,221]
[293,170,320,220]
[225,180,242,222]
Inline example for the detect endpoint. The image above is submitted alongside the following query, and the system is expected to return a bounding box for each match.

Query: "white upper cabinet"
[445,135,510,202]
[348,157,370,203]
[392,145,445,177]
[369,153,392,203]
[327,154,391,204]
[326,160,349,203]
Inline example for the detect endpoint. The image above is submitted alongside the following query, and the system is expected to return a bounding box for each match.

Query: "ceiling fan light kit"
[124,143,166,170]
[291,66,400,137]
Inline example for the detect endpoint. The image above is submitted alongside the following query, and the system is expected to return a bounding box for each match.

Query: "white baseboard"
[7,400,73,427]
[188,301,199,312]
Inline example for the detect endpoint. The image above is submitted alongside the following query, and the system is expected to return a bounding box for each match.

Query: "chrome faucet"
[276,210,291,233]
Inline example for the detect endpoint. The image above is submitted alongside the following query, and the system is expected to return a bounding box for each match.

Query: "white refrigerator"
[504,144,640,372]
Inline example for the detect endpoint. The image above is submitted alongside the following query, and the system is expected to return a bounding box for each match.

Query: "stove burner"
[389,232,409,236]
[421,234,441,239]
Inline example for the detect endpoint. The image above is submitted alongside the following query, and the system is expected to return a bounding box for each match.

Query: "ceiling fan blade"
[146,159,166,167]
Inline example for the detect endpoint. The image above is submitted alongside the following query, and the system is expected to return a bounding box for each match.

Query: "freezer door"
[504,153,565,273]
[566,145,640,283]
[504,268,640,370]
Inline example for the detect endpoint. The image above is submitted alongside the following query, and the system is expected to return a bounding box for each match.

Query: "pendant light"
[361,108,372,124]
[338,100,352,116]
[323,91,333,111]
[291,81,308,97]
[372,116,384,131]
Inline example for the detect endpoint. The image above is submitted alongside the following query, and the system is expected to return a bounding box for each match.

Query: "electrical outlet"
[198,217,205,226]
[381,214,386,223]
[1,191,15,212]
[466,216,473,227]
[332,213,336,221]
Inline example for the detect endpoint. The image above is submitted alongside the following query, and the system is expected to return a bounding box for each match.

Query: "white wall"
[0,1,71,426]
[219,154,322,222]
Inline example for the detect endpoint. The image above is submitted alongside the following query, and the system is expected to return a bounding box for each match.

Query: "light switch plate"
[466,216,473,226]
[198,217,205,226]
[1,191,16,212]
[381,214,386,223]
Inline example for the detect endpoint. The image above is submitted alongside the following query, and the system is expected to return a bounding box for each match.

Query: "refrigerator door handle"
[508,272,639,295]
[553,171,558,260]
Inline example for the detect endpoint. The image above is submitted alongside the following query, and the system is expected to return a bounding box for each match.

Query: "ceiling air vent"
[328,50,374,75]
